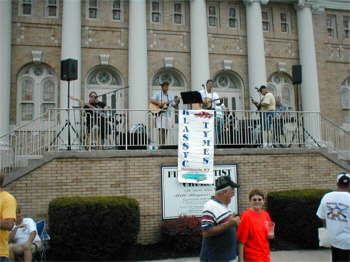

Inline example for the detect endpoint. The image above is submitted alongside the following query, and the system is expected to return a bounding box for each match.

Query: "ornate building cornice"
[243,0,270,5]
[270,0,349,11]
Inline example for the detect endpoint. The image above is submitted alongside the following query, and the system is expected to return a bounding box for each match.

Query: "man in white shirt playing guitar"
[199,79,224,144]
[149,82,179,145]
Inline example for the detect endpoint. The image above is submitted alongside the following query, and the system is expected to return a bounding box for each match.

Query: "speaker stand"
[50,80,80,150]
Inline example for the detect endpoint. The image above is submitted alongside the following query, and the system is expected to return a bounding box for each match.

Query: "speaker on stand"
[292,64,302,111]
[51,59,79,150]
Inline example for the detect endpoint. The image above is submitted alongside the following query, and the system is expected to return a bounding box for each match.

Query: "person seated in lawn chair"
[8,207,41,262]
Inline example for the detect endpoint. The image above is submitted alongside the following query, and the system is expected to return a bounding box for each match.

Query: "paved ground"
[148,249,331,262]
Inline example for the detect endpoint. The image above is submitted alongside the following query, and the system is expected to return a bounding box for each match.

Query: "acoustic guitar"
[201,97,223,110]
[149,96,180,114]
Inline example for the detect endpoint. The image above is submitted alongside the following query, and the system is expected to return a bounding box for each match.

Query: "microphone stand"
[96,86,129,98]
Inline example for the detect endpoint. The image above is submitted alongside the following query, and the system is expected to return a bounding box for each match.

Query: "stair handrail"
[320,115,350,135]
[0,111,51,140]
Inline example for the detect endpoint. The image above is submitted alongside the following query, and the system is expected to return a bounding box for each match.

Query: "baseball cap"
[337,172,350,187]
[215,176,239,192]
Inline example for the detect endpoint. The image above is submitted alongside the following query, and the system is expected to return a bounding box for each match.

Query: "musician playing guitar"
[251,85,276,112]
[150,81,180,145]
[199,79,224,143]
[251,85,276,147]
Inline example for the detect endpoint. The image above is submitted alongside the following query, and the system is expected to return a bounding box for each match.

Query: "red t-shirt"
[237,209,272,262]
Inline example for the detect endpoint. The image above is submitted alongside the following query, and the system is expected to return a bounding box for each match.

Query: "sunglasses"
[90,95,97,98]
[251,198,263,202]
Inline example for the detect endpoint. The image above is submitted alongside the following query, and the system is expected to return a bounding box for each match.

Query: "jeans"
[331,246,350,262]
[215,117,224,144]
[0,257,9,262]
[262,111,275,131]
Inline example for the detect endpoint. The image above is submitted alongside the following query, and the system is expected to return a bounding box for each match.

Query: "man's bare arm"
[202,215,240,238]
[0,218,15,231]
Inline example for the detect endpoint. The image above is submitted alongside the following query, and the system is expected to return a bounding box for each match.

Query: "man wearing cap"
[251,85,276,147]
[251,85,276,112]
[316,172,350,262]
[200,176,240,262]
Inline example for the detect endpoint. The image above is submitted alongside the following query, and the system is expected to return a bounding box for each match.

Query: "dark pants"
[332,246,350,262]
[0,257,9,262]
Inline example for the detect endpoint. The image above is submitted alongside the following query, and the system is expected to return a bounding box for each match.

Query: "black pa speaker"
[292,64,302,84]
[61,59,78,81]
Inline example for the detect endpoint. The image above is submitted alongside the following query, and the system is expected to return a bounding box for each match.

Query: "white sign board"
[178,110,215,184]
[162,165,238,219]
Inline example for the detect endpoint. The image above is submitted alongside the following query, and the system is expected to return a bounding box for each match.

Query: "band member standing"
[83,91,107,149]
[199,79,224,143]
[150,82,179,145]
[251,85,276,112]
[251,85,276,147]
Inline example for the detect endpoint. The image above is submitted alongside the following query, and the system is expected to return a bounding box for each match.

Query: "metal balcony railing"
[1,108,344,174]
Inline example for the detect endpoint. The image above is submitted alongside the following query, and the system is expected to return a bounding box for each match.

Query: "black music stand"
[180,91,203,105]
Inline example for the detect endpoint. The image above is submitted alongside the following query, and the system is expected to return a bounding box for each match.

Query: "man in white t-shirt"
[199,80,224,143]
[317,172,350,262]
[150,81,179,145]
[9,207,41,262]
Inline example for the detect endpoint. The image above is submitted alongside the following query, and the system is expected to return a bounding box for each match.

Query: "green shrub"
[161,216,202,253]
[49,196,140,261]
[267,189,331,249]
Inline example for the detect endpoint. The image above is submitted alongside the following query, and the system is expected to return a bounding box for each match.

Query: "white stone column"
[296,2,321,143]
[190,0,210,90]
[60,0,81,148]
[129,0,148,125]
[244,0,268,109]
[0,0,12,141]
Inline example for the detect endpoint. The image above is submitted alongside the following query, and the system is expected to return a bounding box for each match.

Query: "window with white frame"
[174,1,184,25]
[20,0,32,16]
[17,64,57,122]
[341,78,350,109]
[228,7,239,29]
[344,16,350,40]
[327,14,337,39]
[151,0,161,24]
[45,0,58,17]
[152,70,185,88]
[88,0,98,19]
[213,71,243,111]
[262,8,272,32]
[112,0,122,21]
[280,10,289,33]
[87,67,124,109]
[208,5,217,27]
[341,78,350,126]
[268,73,295,110]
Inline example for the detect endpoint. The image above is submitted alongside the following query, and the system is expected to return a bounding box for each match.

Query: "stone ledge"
[5,147,350,186]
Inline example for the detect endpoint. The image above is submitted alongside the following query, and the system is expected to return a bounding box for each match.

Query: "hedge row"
[267,189,331,249]
[49,196,140,261]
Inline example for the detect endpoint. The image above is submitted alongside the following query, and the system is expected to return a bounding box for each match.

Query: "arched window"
[151,68,186,102]
[341,78,350,126]
[341,78,350,110]
[213,71,243,110]
[86,66,124,109]
[17,64,57,122]
[268,73,295,110]
[152,69,185,88]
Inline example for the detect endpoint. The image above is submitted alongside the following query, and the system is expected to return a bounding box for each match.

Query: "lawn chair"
[34,220,50,262]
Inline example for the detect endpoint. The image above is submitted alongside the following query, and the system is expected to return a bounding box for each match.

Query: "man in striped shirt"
[200,176,240,262]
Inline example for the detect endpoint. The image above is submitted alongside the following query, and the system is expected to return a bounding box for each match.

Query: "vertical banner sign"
[178,110,214,184]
